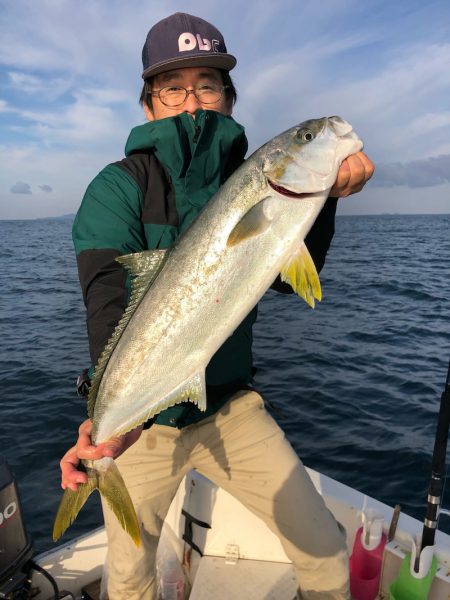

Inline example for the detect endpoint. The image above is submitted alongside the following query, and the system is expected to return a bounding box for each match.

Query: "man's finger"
[75,418,107,460]
[60,446,87,489]
[346,152,375,186]
[78,418,93,435]
[98,436,126,458]
[337,158,351,188]
[332,152,375,197]
[357,151,375,181]
[76,436,103,459]
[343,155,366,196]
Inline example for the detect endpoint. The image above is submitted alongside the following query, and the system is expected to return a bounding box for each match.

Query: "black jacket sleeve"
[76,249,128,366]
[72,164,147,366]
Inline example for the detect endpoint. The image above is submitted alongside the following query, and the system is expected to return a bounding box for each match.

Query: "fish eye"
[296,129,314,143]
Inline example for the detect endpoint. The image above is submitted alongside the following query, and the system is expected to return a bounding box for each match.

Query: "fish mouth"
[268,179,309,198]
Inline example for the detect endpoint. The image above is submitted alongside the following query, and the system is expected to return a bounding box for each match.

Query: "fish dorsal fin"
[280,242,322,308]
[111,372,208,438]
[227,197,274,247]
[116,249,168,278]
[87,249,169,418]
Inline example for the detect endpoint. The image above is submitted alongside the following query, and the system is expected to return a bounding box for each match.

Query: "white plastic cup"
[160,559,185,600]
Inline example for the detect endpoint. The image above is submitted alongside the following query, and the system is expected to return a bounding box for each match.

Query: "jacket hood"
[124,110,248,215]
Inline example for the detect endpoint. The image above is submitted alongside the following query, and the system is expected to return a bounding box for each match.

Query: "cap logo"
[178,32,220,53]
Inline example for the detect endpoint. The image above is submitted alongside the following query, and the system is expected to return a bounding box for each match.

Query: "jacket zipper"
[193,124,201,143]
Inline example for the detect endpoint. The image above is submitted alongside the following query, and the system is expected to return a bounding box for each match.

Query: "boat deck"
[190,556,296,599]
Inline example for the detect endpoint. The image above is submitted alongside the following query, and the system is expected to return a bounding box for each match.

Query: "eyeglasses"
[150,84,229,107]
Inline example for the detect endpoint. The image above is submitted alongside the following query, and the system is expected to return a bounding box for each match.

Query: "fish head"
[262,116,363,196]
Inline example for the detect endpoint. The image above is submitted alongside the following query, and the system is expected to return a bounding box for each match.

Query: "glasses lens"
[195,85,222,104]
[159,87,187,107]
[157,85,224,107]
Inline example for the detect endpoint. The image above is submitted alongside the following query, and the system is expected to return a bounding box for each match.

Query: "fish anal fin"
[280,242,322,308]
[227,197,274,247]
[110,373,208,439]
[171,372,207,411]
[157,372,207,413]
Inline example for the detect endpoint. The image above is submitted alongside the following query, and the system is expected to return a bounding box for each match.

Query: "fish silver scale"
[92,116,363,443]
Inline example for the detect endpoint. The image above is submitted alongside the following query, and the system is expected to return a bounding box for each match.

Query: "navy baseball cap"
[142,12,236,79]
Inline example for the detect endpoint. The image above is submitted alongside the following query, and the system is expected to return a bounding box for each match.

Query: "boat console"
[0,455,34,598]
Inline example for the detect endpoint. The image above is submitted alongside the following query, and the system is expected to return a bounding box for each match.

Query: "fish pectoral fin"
[165,372,207,412]
[280,242,322,308]
[52,458,141,547]
[227,197,274,247]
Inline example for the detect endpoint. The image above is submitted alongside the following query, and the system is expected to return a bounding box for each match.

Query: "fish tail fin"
[52,457,141,546]
[98,458,141,546]
[52,467,98,543]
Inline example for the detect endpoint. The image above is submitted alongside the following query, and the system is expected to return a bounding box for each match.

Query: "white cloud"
[7,71,72,100]
[5,87,141,148]
[234,37,450,162]
[409,111,450,135]
[0,98,17,113]
[372,154,450,188]
[0,0,167,85]
[76,87,134,105]
[301,43,450,162]
[234,27,385,147]
[235,0,296,45]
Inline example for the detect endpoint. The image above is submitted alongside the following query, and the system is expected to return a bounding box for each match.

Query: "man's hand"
[60,418,143,491]
[330,151,375,198]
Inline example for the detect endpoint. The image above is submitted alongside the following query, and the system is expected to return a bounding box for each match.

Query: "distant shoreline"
[0,214,76,222]
[1,212,449,222]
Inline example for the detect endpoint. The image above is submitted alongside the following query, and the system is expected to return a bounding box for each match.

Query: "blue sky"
[1,0,449,219]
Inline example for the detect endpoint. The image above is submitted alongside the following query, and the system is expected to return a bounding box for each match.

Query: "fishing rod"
[415,358,450,572]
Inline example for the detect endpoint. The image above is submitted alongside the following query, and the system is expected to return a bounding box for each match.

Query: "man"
[60,12,374,600]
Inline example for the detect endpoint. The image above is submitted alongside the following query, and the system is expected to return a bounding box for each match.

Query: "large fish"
[53,116,363,545]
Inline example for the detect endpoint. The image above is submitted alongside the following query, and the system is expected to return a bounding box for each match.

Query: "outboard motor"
[0,455,33,598]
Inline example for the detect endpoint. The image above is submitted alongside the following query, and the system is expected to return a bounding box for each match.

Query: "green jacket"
[73,109,337,428]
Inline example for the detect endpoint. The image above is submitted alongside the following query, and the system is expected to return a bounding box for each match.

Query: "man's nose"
[183,89,202,115]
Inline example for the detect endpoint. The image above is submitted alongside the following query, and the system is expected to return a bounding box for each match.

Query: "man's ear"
[143,103,154,122]
[224,95,233,117]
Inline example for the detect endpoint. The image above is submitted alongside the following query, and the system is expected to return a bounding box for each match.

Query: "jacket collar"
[125,110,248,201]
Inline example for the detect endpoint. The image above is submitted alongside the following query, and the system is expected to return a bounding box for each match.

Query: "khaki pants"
[101,391,350,599]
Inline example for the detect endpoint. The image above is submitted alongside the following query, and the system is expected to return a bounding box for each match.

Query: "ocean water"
[1,213,449,554]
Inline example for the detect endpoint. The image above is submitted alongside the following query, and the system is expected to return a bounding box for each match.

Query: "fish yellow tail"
[52,456,141,546]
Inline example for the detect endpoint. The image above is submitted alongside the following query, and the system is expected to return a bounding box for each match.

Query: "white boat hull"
[31,467,450,599]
